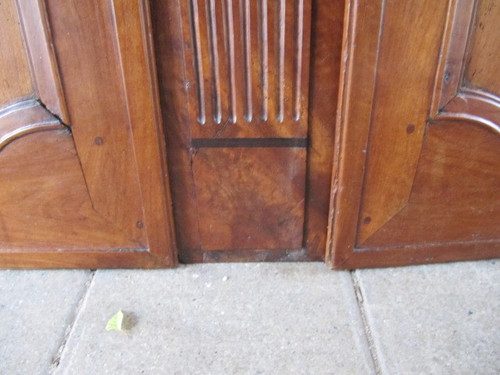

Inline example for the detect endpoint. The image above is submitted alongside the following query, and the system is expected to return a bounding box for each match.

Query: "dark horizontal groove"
[191,137,308,148]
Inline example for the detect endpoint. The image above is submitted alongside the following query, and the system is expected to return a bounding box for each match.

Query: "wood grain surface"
[193,147,306,251]
[328,0,500,269]
[356,0,449,244]
[4,0,496,270]
[0,0,32,107]
[180,0,311,139]
[0,0,176,268]
[305,0,344,259]
[0,130,139,252]
[466,0,500,97]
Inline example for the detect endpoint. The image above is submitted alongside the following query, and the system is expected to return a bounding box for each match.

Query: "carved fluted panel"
[184,0,311,138]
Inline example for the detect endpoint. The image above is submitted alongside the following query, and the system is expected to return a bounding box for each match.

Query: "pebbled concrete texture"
[356,260,500,375]
[0,270,92,375]
[53,263,374,375]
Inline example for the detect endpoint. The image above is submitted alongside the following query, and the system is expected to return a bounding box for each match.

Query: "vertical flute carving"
[187,0,308,126]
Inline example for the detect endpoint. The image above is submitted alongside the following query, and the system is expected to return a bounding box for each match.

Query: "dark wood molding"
[191,137,308,148]
[336,241,500,270]
[0,250,172,269]
[304,0,344,259]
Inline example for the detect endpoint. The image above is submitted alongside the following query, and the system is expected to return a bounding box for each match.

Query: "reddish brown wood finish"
[193,147,306,251]
[154,0,310,261]
[305,0,344,259]
[0,0,176,268]
[0,131,139,252]
[181,0,312,138]
[328,0,500,269]
[152,0,343,262]
[5,0,496,270]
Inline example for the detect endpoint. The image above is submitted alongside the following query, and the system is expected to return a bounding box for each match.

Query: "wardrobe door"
[329,0,500,268]
[152,0,344,262]
[0,0,175,268]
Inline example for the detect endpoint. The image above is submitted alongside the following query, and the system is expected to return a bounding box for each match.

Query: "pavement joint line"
[49,270,96,374]
[350,270,383,375]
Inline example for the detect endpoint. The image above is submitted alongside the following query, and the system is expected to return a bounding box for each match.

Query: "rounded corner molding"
[436,89,500,135]
[0,99,66,153]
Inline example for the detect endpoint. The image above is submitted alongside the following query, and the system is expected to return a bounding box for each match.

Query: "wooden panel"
[111,0,178,265]
[45,0,145,245]
[362,121,500,247]
[0,131,138,251]
[0,0,33,106]
[193,147,306,251]
[430,0,498,129]
[151,1,203,253]
[181,0,311,139]
[0,98,174,268]
[152,0,343,261]
[1,0,176,268]
[356,0,449,244]
[326,0,386,265]
[466,0,500,97]
[328,0,500,269]
[153,0,342,262]
[0,100,137,252]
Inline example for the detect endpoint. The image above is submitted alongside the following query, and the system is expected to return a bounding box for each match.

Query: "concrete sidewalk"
[0,261,498,374]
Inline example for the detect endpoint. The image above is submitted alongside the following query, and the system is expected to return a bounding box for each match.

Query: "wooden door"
[151,0,344,262]
[329,0,500,268]
[0,0,176,268]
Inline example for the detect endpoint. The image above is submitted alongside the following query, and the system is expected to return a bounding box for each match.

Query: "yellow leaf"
[105,310,124,332]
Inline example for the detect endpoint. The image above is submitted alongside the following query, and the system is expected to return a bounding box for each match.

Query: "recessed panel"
[465,0,500,97]
[193,147,306,250]
[0,0,33,106]
[361,121,500,248]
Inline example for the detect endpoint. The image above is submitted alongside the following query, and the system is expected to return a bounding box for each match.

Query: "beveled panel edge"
[15,0,69,124]
[111,0,178,266]
[325,0,386,268]
[430,0,477,115]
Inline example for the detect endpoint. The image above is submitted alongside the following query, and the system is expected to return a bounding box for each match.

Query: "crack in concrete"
[350,270,383,375]
[49,270,96,374]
